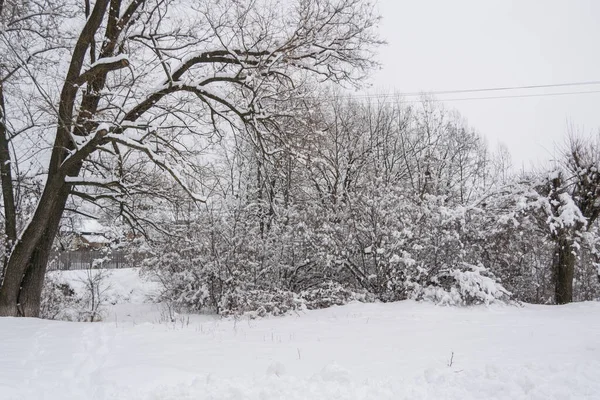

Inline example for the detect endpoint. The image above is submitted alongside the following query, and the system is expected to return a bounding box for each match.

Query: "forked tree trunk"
[0,178,70,316]
[553,237,576,305]
[17,202,65,317]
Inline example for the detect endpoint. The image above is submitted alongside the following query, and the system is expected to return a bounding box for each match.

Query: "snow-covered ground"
[1,268,599,400]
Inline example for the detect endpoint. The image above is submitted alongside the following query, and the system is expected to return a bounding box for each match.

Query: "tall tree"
[545,136,600,304]
[0,0,380,316]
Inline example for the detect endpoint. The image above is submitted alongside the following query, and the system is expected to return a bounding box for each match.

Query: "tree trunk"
[17,202,65,317]
[17,248,48,317]
[554,237,575,305]
[0,177,69,316]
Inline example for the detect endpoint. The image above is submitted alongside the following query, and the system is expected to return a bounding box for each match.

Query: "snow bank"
[44,268,162,322]
[1,296,599,399]
[48,268,160,305]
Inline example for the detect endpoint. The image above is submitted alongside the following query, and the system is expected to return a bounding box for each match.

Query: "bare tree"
[0,0,380,317]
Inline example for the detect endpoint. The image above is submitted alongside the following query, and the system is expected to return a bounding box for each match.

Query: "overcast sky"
[364,0,600,169]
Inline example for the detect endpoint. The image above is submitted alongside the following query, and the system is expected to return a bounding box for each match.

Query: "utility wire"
[339,80,600,99]
[371,89,600,104]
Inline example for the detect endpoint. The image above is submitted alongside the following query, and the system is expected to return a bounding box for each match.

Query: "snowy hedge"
[409,263,512,306]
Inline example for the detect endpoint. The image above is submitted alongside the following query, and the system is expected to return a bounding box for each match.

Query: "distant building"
[69,231,112,250]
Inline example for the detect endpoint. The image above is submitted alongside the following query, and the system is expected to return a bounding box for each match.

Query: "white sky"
[364,0,600,169]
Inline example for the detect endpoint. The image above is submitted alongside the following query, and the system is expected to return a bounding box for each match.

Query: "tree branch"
[73,56,130,87]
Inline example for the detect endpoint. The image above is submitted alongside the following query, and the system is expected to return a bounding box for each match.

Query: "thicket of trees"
[1,0,599,318]
[138,96,600,315]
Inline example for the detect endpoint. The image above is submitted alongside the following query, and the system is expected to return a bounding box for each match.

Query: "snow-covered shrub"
[40,275,82,320]
[40,270,113,322]
[410,263,511,306]
[219,288,304,318]
[314,187,499,303]
[140,198,339,315]
[77,269,112,322]
[141,217,378,316]
[300,281,375,309]
[141,247,218,313]
[217,282,376,317]
[141,182,521,313]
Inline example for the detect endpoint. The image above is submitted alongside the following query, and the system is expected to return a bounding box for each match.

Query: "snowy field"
[1,269,599,400]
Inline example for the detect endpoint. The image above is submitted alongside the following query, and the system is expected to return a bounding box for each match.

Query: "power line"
[340,80,600,99]
[374,89,600,104]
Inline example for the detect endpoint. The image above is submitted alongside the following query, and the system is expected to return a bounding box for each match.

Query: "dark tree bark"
[0,80,17,273]
[17,187,69,317]
[0,173,70,316]
[553,237,575,305]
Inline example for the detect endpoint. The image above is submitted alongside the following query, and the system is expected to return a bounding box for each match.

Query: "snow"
[94,123,111,134]
[1,268,599,399]
[89,54,129,69]
[48,268,160,306]
[78,219,107,234]
[64,176,116,185]
[80,234,111,244]
[556,192,587,227]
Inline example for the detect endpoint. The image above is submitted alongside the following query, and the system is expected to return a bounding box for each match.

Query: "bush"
[219,288,304,318]
[410,263,511,306]
[40,270,112,322]
[300,281,375,309]
[140,248,221,313]
[143,249,378,317]
[40,275,82,321]
[218,281,376,317]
